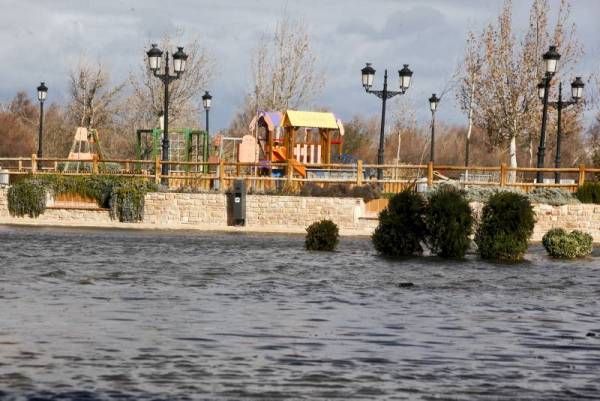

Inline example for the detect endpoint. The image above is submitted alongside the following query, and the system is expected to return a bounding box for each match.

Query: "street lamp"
[536,45,560,184]
[36,82,48,168]
[361,62,413,180]
[146,43,188,182]
[202,91,212,136]
[537,76,584,183]
[428,93,440,163]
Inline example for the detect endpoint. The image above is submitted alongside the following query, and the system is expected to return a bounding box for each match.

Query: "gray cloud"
[1,0,599,135]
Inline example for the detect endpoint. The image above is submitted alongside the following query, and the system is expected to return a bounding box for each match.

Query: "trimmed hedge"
[300,183,381,202]
[425,186,474,258]
[542,228,593,258]
[305,219,339,251]
[6,175,156,223]
[372,189,427,258]
[475,192,535,262]
[575,182,600,204]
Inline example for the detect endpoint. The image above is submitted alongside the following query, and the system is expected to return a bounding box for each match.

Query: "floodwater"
[0,226,599,400]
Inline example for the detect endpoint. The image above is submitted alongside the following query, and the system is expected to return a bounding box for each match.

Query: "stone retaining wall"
[0,188,599,240]
[532,203,600,241]
[0,188,8,218]
[246,195,364,230]
[143,192,227,226]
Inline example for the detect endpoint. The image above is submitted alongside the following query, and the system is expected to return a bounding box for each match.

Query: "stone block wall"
[532,204,600,241]
[0,187,8,217]
[245,195,365,229]
[1,187,599,240]
[143,192,227,226]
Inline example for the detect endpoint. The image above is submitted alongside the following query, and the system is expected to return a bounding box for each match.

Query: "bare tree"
[457,31,483,169]
[68,59,125,128]
[457,0,582,177]
[252,15,323,111]
[226,15,324,137]
[128,34,213,130]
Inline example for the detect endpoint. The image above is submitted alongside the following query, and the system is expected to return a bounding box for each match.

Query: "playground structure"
[247,110,345,178]
[136,128,209,173]
[62,127,103,172]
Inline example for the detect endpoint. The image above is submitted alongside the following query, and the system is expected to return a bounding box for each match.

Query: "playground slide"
[272,148,306,178]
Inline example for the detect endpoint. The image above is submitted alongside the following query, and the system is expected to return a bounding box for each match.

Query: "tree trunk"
[509,135,517,182]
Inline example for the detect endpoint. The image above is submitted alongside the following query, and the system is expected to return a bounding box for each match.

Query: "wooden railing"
[1,155,598,193]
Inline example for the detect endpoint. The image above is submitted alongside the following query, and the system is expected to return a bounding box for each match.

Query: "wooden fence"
[1,154,599,193]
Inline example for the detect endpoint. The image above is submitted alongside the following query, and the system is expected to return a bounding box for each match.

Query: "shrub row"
[373,186,476,259]
[372,187,536,262]
[7,175,156,222]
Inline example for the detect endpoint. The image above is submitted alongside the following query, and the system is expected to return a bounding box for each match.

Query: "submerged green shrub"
[575,182,600,204]
[425,186,474,258]
[305,219,339,251]
[7,179,47,217]
[475,192,535,262]
[372,189,427,258]
[542,228,593,258]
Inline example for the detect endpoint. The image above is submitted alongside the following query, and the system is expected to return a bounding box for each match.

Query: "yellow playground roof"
[283,110,339,129]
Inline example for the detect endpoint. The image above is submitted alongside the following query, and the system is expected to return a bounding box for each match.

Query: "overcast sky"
[1,0,599,133]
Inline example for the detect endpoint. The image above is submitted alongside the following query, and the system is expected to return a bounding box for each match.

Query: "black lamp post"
[146,43,188,182]
[361,62,413,180]
[202,91,212,136]
[428,93,440,163]
[538,76,584,183]
[536,45,560,184]
[36,82,48,168]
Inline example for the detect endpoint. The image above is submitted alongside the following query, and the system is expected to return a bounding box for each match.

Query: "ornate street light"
[536,45,561,184]
[360,62,413,180]
[36,82,48,168]
[146,43,188,183]
[428,93,440,163]
[538,76,585,183]
[202,91,212,136]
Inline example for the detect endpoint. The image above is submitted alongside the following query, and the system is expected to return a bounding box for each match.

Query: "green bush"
[372,189,427,258]
[542,228,593,258]
[109,180,151,223]
[425,186,474,258]
[575,182,600,204]
[305,219,339,251]
[7,179,47,217]
[475,192,535,262]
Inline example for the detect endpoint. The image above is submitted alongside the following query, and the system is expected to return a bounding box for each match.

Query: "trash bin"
[231,179,246,226]
[0,168,9,186]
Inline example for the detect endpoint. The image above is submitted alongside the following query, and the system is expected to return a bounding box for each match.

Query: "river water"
[0,225,599,400]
